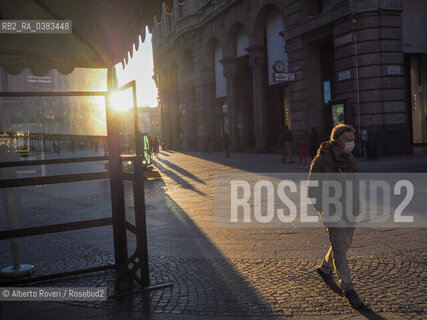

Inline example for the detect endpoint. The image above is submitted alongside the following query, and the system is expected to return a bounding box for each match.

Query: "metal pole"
[41,133,46,177]
[132,84,150,286]
[106,66,128,270]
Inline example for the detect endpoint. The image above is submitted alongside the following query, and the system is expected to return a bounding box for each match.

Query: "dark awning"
[0,0,180,75]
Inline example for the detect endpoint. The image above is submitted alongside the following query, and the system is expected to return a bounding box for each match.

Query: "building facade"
[137,106,161,136]
[152,0,427,155]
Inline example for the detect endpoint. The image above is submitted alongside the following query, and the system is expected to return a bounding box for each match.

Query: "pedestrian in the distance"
[280,125,295,163]
[308,123,364,309]
[222,131,230,158]
[148,135,154,157]
[161,141,167,151]
[309,126,319,160]
[152,136,159,158]
[298,136,309,169]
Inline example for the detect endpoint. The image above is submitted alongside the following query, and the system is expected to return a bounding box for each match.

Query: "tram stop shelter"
[0,0,181,294]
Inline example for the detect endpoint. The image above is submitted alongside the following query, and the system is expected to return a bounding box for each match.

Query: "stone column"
[159,75,173,149]
[167,91,176,149]
[201,67,215,150]
[333,7,407,155]
[163,91,172,149]
[171,87,181,150]
[222,58,241,151]
[159,98,167,144]
[248,46,269,152]
[179,84,189,151]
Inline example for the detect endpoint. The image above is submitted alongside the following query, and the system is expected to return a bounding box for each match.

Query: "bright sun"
[109,89,134,112]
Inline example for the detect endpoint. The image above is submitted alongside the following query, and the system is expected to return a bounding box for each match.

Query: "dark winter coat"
[308,141,360,228]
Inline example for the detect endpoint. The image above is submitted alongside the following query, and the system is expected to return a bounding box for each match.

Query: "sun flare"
[109,89,134,112]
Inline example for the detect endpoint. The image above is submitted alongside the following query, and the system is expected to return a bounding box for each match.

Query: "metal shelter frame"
[0,67,171,294]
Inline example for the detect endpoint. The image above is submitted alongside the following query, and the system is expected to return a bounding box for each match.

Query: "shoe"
[316,267,333,281]
[344,290,364,309]
[316,268,343,295]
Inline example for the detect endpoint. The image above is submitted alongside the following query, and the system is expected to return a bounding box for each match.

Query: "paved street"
[1,150,426,319]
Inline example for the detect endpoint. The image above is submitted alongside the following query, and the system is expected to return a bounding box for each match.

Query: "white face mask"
[343,141,355,153]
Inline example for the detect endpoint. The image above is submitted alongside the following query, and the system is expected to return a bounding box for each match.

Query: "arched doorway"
[180,49,197,150]
[266,10,288,145]
[203,38,228,151]
[225,25,255,151]
[252,5,289,149]
[214,42,228,138]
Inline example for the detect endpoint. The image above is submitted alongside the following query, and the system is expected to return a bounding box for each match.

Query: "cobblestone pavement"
[1,151,426,319]
[2,250,426,319]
